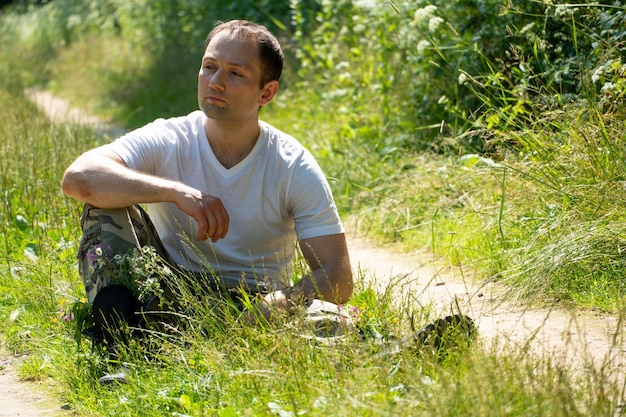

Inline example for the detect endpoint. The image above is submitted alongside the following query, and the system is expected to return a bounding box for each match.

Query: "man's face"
[198,31,270,122]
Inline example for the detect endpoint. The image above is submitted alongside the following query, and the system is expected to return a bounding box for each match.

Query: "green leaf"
[24,243,38,262]
[219,406,238,417]
[15,214,29,231]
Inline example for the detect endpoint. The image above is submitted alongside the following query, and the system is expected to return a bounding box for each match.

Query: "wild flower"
[338,303,361,322]
[592,62,609,83]
[85,241,112,275]
[414,5,437,24]
[417,39,430,54]
[601,82,616,94]
[86,244,173,303]
[520,22,535,35]
[60,308,74,322]
[428,16,444,33]
[10,266,25,277]
[554,5,578,18]
[458,72,469,85]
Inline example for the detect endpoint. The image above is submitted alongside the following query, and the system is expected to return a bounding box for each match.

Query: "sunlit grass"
[2,3,626,416]
[1,75,625,416]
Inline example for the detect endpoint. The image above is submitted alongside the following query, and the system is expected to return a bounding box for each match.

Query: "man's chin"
[200,105,228,119]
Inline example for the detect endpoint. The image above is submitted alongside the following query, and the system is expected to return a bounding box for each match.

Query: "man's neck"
[204,118,261,169]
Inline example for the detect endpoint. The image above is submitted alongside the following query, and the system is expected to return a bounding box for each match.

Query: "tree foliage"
[2,0,625,148]
[290,1,626,152]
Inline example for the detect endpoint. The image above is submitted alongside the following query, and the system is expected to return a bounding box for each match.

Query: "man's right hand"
[174,187,230,242]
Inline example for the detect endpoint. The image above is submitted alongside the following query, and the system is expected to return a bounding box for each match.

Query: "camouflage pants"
[77,204,173,304]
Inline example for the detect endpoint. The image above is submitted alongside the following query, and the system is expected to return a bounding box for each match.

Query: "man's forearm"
[62,148,230,242]
[259,265,353,321]
[61,149,179,208]
[294,263,353,305]
[268,261,353,308]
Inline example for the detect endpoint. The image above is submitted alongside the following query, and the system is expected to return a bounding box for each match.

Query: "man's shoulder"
[136,111,204,142]
[158,110,205,128]
[260,120,308,158]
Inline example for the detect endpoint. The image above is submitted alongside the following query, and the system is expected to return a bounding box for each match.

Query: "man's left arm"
[260,233,353,316]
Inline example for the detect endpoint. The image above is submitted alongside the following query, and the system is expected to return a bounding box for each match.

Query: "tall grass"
[2,1,626,415]
[354,100,626,310]
[0,58,623,417]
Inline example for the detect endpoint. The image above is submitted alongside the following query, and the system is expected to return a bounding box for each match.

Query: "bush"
[290,1,626,153]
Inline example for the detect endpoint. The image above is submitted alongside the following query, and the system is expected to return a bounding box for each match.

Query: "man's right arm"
[61,147,230,242]
[62,147,180,208]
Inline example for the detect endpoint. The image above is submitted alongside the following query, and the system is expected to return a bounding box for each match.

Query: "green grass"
[2,2,626,415]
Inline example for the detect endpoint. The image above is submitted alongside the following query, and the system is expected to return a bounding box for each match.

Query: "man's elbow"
[61,167,90,201]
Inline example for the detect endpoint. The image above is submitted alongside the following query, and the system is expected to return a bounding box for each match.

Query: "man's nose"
[209,69,226,90]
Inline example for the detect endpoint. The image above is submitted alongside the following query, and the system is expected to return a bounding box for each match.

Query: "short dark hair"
[204,20,283,88]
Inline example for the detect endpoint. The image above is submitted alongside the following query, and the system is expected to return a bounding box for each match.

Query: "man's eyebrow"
[202,56,253,71]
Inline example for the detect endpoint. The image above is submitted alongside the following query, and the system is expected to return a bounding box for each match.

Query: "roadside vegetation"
[1,0,626,415]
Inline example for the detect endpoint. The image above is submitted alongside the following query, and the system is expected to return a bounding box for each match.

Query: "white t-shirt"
[105,110,344,291]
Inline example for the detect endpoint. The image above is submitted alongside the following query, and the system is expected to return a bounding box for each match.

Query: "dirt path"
[24,88,126,138]
[0,352,67,417]
[347,236,626,371]
[4,89,622,415]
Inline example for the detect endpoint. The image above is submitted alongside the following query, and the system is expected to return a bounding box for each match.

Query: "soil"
[2,89,622,416]
[347,236,626,370]
[0,352,68,417]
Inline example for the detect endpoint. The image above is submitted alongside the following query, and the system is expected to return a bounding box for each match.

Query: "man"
[62,20,353,332]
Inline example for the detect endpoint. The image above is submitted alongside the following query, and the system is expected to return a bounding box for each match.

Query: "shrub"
[290,1,626,153]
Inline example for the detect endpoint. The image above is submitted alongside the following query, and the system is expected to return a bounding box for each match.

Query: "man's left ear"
[259,80,279,106]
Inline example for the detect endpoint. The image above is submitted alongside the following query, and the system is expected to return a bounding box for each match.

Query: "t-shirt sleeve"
[103,118,175,174]
[289,151,344,240]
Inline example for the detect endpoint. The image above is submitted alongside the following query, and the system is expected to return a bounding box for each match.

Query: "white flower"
[421,375,435,385]
[458,72,469,85]
[8,309,20,323]
[10,266,25,277]
[520,22,535,34]
[313,396,328,409]
[601,82,615,94]
[555,5,577,18]
[66,14,82,29]
[267,402,293,417]
[417,39,430,54]
[414,5,437,23]
[95,247,103,256]
[591,66,605,83]
[428,16,444,33]
[354,0,376,9]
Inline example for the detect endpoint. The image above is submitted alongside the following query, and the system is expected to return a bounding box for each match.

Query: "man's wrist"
[267,287,306,312]
[283,286,308,307]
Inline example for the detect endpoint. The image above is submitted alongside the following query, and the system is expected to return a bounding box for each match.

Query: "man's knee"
[76,204,169,303]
